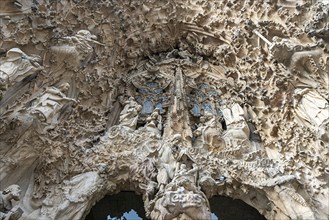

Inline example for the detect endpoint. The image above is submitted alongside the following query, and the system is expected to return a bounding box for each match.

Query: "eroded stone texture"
[0,0,328,220]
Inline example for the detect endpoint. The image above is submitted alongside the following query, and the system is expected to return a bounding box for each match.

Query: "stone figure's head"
[199,116,206,123]
[76,30,97,41]
[3,184,21,201]
[59,83,70,93]
[137,104,142,112]
[6,48,25,62]
[206,113,214,121]
[152,107,160,116]
[180,164,187,170]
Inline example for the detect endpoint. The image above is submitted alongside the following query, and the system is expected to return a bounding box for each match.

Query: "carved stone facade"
[0,0,328,219]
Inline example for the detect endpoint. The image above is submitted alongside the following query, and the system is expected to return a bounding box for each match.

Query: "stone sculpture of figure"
[193,116,206,147]
[0,48,43,90]
[222,103,250,147]
[119,97,142,129]
[156,134,182,192]
[0,185,23,220]
[171,163,199,192]
[193,113,224,151]
[172,146,196,172]
[294,88,329,130]
[198,170,225,197]
[146,108,163,136]
[29,83,77,123]
[156,163,171,193]
[51,30,103,70]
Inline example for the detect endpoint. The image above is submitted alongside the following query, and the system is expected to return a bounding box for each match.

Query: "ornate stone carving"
[0,0,328,220]
[51,30,103,71]
[0,48,43,95]
[119,97,142,129]
[0,185,23,220]
[222,103,250,149]
[293,88,329,130]
[29,83,77,124]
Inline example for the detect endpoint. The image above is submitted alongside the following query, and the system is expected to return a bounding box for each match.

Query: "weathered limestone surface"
[0,0,328,219]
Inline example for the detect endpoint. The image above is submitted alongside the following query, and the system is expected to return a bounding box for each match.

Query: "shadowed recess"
[210,196,266,220]
[85,192,147,220]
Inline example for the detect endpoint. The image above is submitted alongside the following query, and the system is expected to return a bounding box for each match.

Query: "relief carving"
[0,185,23,220]
[119,97,142,130]
[0,0,328,220]
[293,88,329,130]
[0,48,43,98]
[29,83,77,124]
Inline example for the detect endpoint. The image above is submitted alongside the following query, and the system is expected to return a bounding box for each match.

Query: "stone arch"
[209,196,266,220]
[85,191,147,220]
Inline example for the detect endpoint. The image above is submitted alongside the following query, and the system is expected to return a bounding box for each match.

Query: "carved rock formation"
[0,0,328,220]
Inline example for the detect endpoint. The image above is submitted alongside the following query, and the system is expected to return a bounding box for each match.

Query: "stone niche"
[0,0,328,220]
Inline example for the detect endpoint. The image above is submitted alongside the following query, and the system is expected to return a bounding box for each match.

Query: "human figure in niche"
[194,113,224,150]
[119,97,142,129]
[120,97,139,115]
[29,83,76,123]
[0,48,43,90]
[146,108,162,136]
[222,103,250,148]
[156,134,182,193]
[170,163,199,192]
[0,185,23,220]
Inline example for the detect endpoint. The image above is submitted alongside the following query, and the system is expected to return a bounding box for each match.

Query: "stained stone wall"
[0,0,328,220]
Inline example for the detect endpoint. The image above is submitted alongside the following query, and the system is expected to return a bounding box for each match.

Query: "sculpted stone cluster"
[0,0,328,220]
[0,185,23,220]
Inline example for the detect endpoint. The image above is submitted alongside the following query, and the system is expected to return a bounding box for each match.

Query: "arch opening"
[210,196,266,220]
[85,192,148,220]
